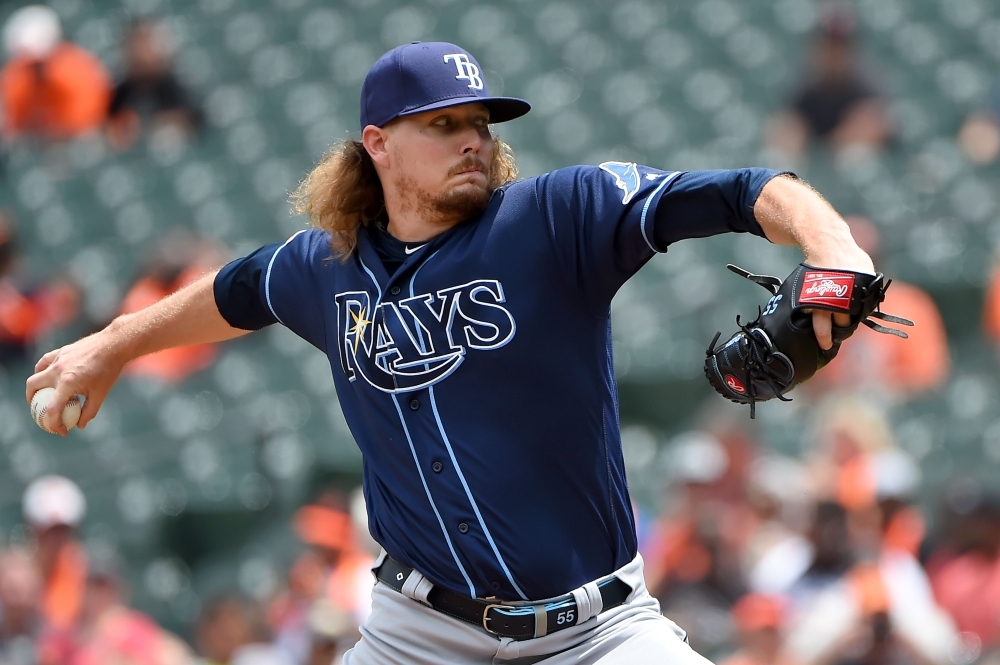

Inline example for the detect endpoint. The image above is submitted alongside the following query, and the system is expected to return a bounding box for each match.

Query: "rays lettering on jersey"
[334,279,515,392]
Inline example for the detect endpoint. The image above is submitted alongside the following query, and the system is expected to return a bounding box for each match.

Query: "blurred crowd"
[1,5,199,151]
[0,205,226,383]
[1,1,1000,664]
[1,4,208,377]
[1,0,990,382]
[3,402,1000,665]
[0,476,375,665]
[639,398,1000,665]
[3,0,1000,378]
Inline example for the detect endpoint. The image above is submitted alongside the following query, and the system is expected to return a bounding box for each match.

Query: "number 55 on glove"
[704,263,914,417]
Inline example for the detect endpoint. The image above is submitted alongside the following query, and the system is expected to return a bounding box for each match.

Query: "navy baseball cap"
[360,42,531,129]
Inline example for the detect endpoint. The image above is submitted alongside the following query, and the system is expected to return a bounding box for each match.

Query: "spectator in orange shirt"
[0,211,81,366]
[120,232,225,384]
[1,5,111,141]
[0,211,33,364]
[811,216,950,399]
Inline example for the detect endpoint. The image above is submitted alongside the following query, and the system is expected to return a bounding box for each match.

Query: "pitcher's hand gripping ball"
[30,387,83,433]
[705,263,913,417]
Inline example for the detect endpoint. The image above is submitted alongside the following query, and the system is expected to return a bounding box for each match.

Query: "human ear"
[362,125,390,169]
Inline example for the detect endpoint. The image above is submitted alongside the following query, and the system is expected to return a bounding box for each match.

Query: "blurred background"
[0,0,999,663]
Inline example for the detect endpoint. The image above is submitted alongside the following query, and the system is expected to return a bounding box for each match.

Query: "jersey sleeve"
[534,164,781,310]
[214,243,281,331]
[652,168,781,247]
[214,229,331,351]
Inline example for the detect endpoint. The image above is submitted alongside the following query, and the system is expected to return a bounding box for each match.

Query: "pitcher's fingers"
[78,392,103,429]
[812,310,833,351]
[25,368,55,404]
[833,312,850,327]
[34,348,60,373]
[45,383,79,436]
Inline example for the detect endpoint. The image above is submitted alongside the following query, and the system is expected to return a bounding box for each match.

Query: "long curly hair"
[290,137,519,259]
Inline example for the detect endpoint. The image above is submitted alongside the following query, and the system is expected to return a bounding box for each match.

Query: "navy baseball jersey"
[216,163,779,601]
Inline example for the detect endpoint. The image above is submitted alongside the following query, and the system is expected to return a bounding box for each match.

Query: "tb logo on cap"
[443,53,483,90]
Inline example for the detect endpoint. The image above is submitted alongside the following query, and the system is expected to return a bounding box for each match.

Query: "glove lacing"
[738,311,793,419]
[707,310,794,419]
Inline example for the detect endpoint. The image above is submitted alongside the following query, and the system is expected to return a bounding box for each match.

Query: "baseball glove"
[705,263,913,417]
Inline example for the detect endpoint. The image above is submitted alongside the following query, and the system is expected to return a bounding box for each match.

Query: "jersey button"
[491,581,501,591]
[458,522,469,534]
[390,286,401,295]
[431,461,443,473]
[409,399,420,411]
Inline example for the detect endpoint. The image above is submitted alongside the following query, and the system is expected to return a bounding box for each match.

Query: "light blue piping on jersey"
[264,229,309,324]
[638,171,682,253]
[427,389,529,600]
[391,393,477,596]
[358,255,477,597]
[408,257,530,601]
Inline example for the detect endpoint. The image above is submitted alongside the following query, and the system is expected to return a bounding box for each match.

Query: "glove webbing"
[706,311,793,419]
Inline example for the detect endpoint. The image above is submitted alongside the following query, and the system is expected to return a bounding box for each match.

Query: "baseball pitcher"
[27,43,899,664]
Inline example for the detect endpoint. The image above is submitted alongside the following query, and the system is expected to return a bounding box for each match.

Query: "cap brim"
[397,96,531,124]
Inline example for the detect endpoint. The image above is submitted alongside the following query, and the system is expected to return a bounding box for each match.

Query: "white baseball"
[30,387,83,433]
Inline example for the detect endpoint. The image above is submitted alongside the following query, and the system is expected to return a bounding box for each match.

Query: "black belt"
[374,556,632,640]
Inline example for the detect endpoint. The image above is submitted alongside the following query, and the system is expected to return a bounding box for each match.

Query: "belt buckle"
[482,603,506,635]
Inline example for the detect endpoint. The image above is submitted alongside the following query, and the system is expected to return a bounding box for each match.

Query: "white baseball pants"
[342,553,715,665]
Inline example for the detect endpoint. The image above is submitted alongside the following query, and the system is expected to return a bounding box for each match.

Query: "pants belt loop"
[585,581,604,618]
[571,581,604,624]
[533,605,548,638]
[371,550,388,579]
[400,567,434,605]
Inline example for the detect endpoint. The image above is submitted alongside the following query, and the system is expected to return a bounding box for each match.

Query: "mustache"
[449,156,489,177]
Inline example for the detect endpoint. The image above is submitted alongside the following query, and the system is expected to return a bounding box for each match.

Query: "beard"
[398,156,493,226]
[432,181,491,221]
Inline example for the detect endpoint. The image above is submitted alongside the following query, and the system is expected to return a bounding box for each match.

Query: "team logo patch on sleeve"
[599,161,641,204]
[798,271,854,310]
